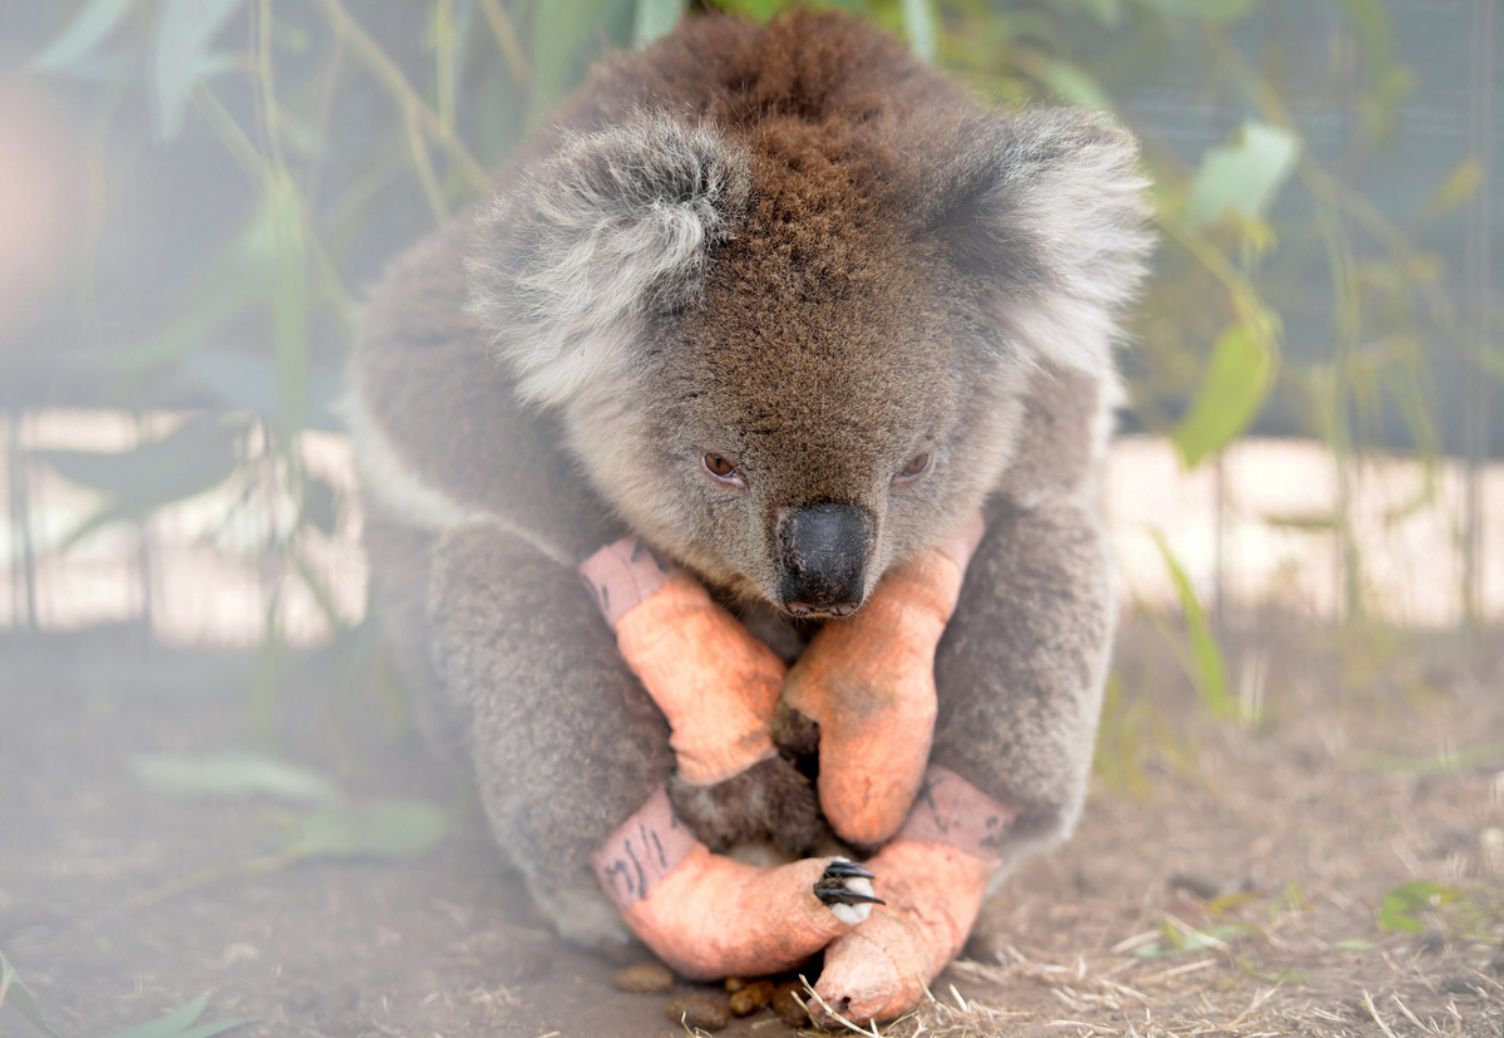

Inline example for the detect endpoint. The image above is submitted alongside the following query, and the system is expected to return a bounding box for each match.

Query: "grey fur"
[466,115,753,407]
[924,110,1155,375]
[347,12,1154,954]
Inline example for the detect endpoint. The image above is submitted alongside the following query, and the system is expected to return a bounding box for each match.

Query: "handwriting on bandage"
[592,787,699,910]
[628,538,672,572]
[580,538,677,629]
[900,766,1015,863]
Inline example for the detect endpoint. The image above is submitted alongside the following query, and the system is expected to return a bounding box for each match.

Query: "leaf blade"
[633,0,685,48]
[130,752,345,806]
[900,0,939,63]
[0,952,64,1038]
[152,0,246,140]
[1171,324,1277,468]
[1186,121,1300,229]
[31,0,138,74]
[291,799,449,860]
[1152,532,1232,717]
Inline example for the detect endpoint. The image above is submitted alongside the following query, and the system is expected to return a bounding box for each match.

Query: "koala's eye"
[893,452,932,485]
[702,451,747,488]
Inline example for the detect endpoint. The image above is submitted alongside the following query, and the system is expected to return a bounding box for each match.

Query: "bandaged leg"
[592,788,882,979]
[580,538,787,787]
[781,518,985,846]
[812,766,1010,1024]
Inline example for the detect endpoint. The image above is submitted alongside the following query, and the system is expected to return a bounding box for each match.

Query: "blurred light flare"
[0,80,82,338]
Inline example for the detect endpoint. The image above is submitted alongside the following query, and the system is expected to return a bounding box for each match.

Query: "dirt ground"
[2,614,1502,1038]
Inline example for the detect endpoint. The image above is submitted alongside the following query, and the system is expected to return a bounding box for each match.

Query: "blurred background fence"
[1,0,1500,695]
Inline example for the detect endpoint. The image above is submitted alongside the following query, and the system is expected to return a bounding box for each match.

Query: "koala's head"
[468,109,1150,615]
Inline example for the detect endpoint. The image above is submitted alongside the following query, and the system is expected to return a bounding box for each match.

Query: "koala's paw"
[666,755,826,856]
[772,700,821,759]
[814,858,884,925]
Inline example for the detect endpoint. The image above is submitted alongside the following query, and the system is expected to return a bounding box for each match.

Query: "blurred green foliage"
[18,0,1491,659]
[1,955,251,1038]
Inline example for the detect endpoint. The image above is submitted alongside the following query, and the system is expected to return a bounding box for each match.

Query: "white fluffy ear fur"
[931,109,1155,377]
[466,114,753,407]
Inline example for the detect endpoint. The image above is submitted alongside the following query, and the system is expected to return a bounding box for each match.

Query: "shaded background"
[2,0,1501,644]
[2,3,1502,1037]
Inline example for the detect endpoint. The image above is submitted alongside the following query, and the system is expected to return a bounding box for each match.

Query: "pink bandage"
[813,766,1011,1024]
[581,538,786,787]
[592,788,862,980]
[781,517,987,846]
[579,537,676,628]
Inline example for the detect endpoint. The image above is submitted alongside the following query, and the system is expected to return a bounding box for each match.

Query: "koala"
[345,10,1151,953]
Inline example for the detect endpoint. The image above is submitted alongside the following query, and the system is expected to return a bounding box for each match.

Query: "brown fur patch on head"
[465,10,1152,605]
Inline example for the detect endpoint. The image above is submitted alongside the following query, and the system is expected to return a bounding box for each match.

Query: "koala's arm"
[426,519,676,951]
[430,523,882,973]
[927,365,1117,869]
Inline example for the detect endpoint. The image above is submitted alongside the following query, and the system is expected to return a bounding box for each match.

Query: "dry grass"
[3,615,1503,1037]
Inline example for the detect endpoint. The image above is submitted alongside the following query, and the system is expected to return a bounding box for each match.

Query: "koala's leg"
[580,538,824,855]
[592,788,879,979]
[928,496,1115,871]
[427,520,676,953]
[812,767,1006,1024]
[813,498,1114,1023]
[779,518,984,848]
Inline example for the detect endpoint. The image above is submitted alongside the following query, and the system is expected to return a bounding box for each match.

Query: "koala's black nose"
[777,503,871,617]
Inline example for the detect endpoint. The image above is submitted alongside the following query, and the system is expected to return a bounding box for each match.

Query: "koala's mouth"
[781,601,860,620]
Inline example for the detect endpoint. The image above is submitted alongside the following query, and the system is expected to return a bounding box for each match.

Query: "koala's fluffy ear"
[924,109,1154,376]
[467,115,753,406]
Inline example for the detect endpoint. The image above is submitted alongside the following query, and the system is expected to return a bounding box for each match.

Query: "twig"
[313,0,490,191]
[404,108,450,224]
[1137,958,1217,986]
[479,0,531,86]
[1362,989,1400,1038]
[1390,992,1436,1035]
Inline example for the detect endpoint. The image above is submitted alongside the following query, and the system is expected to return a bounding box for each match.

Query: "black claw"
[813,859,885,908]
[821,859,875,880]
[816,888,887,908]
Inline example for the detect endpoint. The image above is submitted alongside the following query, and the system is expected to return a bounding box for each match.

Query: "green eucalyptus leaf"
[634,0,686,48]
[1181,923,1246,951]
[38,416,244,553]
[1416,159,1483,223]
[264,176,310,438]
[166,1020,254,1038]
[1378,881,1461,933]
[113,284,252,373]
[900,0,938,63]
[35,415,241,503]
[101,993,251,1038]
[1040,59,1111,110]
[291,799,449,860]
[0,952,63,1038]
[1171,324,1276,468]
[1152,532,1231,717]
[1341,0,1398,97]
[1077,0,1124,25]
[152,0,246,141]
[131,752,345,806]
[31,0,138,74]
[104,993,209,1038]
[701,0,784,20]
[1186,121,1300,228]
[1135,0,1253,20]
[178,351,343,432]
[527,0,635,126]
[157,1021,253,1038]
